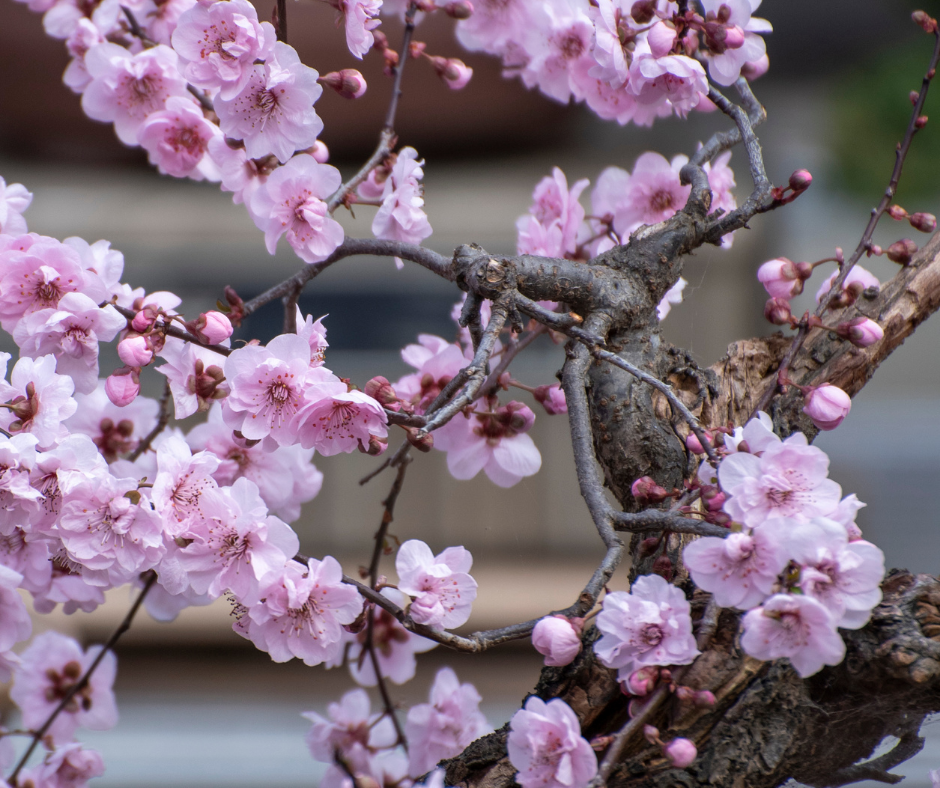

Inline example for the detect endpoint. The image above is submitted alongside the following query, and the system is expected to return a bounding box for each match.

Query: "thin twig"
[9,572,158,783]
[112,305,231,358]
[127,380,172,462]
[282,283,302,334]
[275,0,287,42]
[327,129,396,214]
[480,325,548,398]
[384,2,418,130]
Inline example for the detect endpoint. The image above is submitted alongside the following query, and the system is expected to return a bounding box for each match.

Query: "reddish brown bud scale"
[887,204,908,220]
[788,169,812,191]
[909,212,937,232]
[916,115,929,128]
[443,0,473,19]
[886,238,918,264]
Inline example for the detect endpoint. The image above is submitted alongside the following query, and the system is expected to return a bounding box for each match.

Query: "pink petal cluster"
[594,574,699,679]
[10,631,118,744]
[507,696,598,788]
[803,384,851,431]
[137,96,221,179]
[394,334,469,415]
[532,615,582,667]
[0,355,78,449]
[0,177,32,234]
[372,148,433,252]
[516,168,588,258]
[303,688,394,769]
[396,539,477,630]
[215,42,323,164]
[235,556,363,666]
[335,0,382,59]
[405,667,490,777]
[18,742,105,788]
[700,0,772,86]
[433,398,541,488]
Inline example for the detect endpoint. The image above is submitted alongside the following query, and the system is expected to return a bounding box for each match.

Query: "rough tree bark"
[440,221,940,788]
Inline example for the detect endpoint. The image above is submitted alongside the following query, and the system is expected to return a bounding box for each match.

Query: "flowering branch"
[127,379,172,462]
[8,572,158,784]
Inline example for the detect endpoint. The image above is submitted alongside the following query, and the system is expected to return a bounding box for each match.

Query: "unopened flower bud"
[364,376,398,407]
[647,21,678,58]
[623,666,659,697]
[443,0,473,19]
[105,367,140,407]
[741,54,769,80]
[358,435,388,456]
[631,476,670,504]
[757,257,804,299]
[887,204,908,220]
[409,41,427,58]
[886,238,917,264]
[131,306,158,333]
[685,432,708,454]
[533,384,567,415]
[913,10,938,33]
[703,490,727,512]
[372,30,389,51]
[643,724,661,745]
[911,90,920,105]
[694,690,716,707]
[531,615,583,667]
[117,335,153,367]
[788,169,812,192]
[652,555,674,580]
[631,0,655,22]
[194,311,234,344]
[223,285,245,327]
[764,297,792,326]
[310,140,330,163]
[404,426,434,452]
[803,383,851,431]
[664,738,697,769]
[916,115,929,128]
[320,69,367,99]
[429,56,473,90]
[836,317,884,348]
[869,244,883,256]
[909,212,937,233]
[639,536,661,558]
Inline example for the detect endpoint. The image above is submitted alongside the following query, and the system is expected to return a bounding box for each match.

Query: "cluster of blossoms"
[457,0,770,125]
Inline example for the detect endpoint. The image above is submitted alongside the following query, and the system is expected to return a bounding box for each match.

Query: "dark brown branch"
[822,730,924,788]
[481,324,548,398]
[282,283,302,334]
[112,305,231,358]
[384,3,418,130]
[127,379,172,462]
[327,129,396,213]
[275,0,287,42]
[9,572,158,784]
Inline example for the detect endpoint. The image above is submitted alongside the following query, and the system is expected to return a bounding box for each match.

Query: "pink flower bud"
[198,311,234,344]
[887,204,909,220]
[836,317,884,348]
[909,212,937,232]
[694,690,716,707]
[320,69,367,99]
[664,738,697,768]
[310,140,330,163]
[741,54,769,80]
[364,376,399,407]
[913,10,938,34]
[757,257,803,299]
[886,238,918,264]
[531,615,582,667]
[643,725,661,745]
[916,115,929,129]
[429,56,473,90]
[803,383,851,431]
[533,384,567,415]
[631,476,670,504]
[131,308,156,333]
[722,24,745,50]
[404,426,434,452]
[358,435,388,456]
[764,297,792,326]
[443,0,473,19]
[624,666,659,697]
[788,169,813,192]
[703,490,727,512]
[647,21,678,57]
[685,432,706,454]
[117,335,153,367]
[105,367,140,407]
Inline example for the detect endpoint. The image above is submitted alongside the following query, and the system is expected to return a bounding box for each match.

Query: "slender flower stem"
[127,380,172,462]
[9,572,158,784]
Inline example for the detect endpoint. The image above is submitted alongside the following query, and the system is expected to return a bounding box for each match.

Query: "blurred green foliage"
[832,36,940,208]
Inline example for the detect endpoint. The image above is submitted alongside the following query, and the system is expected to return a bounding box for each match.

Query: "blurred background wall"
[2,0,940,785]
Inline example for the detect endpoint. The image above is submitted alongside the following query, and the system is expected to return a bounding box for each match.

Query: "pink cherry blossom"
[155,337,230,420]
[30,433,109,533]
[394,335,469,414]
[396,539,477,630]
[186,404,322,522]
[10,630,118,744]
[405,666,490,777]
[700,0,772,87]
[516,168,588,258]
[664,737,697,769]
[0,355,78,449]
[532,615,582,667]
[17,742,105,788]
[0,433,44,533]
[814,265,880,305]
[332,0,382,59]
[533,384,567,415]
[58,473,165,586]
[207,136,267,206]
[63,19,106,93]
[455,0,535,57]
[683,529,789,610]
[250,154,345,264]
[628,45,708,118]
[291,378,389,457]
[601,153,691,239]
[519,3,595,104]
[237,556,363,665]
[791,518,884,629]
[594,574,699,678]
[0,178,33,235]
[717,431,842,527]
[657,277,686,320]
[0,564,32,652]
[344,588,437,686]
[215,42,323,163]
[64,381,158,461]
[150,434,220,531]
[295,308,329,366]
[740,593,845,678]
[0,526,53,596]
[372,148,433,251]
[81,42,190,146]
[433,398,542,488]
[13,292,126,394]
[171,0,275,99]
[303,688,394,768]
[803,384,851,431]
[507,696,598,788]
[137,96,221,179]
